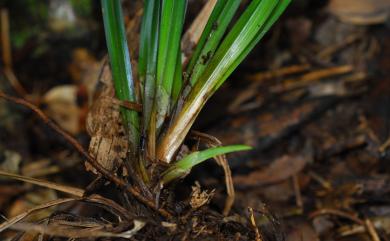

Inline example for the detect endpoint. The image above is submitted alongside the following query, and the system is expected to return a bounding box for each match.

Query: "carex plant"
[101,0,290,189]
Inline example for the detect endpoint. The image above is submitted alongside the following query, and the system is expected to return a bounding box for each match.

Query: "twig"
[292,174,303,209]
[246,64,310,82]
[309,208,364,225]
[365,219,381,241]
[0,169,84,197]
[0,9,11,67]
[3,68,29,97]
[270,65,354,93]
[317,33,361,61]
[0,91,173,219]
[0,9,28,97]
[308,171,332,190]
[114,99,142,112]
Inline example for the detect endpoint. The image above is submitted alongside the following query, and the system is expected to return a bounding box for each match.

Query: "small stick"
[0,169,84,197]
[379,137,390,153]
[3,68,28,97]
[270,65,353,93]
[0,9,28,97]
[0,91,173,219]
[309,208,364,225]
[365,219,381,241]
[308,171,332,190]
[0,9,11,67]
[317,34,361,61]
[246,64,311,82]
[114,99,142,112]
[292,174,303,209]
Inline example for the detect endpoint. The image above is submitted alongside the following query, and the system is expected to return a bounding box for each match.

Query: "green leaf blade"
[101,0,140,148]
[158,0,291,163]
[216,0,292,89]
[139,0,161,134]
[171,51,183,105]
[161,145,251,184]
[154,0,187,130]
[187,0,241,86]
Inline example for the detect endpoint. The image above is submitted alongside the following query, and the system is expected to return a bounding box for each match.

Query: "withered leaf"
[85,64,128,176]
[234,154,309,187]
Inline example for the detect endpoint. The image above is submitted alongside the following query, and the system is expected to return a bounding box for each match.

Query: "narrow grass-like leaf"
[158,0,291,162]
[153,0,187,131]
[185,0,226,77]
[216,0,291,89]
[186,0,240,86]
[101,0,140,148]
[173,0,240,118]
[139,0,160,135]
[138,0,153,82]
[171,51,183,105]
[161,145,251,184]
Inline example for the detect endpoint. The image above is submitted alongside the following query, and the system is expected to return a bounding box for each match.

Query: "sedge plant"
[101,0,290,189]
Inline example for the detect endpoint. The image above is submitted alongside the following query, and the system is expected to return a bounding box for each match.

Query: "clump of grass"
[101,0,290,189]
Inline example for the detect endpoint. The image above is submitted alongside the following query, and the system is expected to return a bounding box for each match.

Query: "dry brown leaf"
[328,0,390,25]
[43,48,101,135]
[181,0,218,62]
[68,48,100,89]
[85,63,128,176]
[234,155,309,187]
[42,85,81,135]
[286,222,320,241]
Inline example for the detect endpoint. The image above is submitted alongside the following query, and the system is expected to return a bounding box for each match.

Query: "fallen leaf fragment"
[328,0,390,25]
[42,85,80,135]
[234,154,309,187]
[85,63,128,176]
